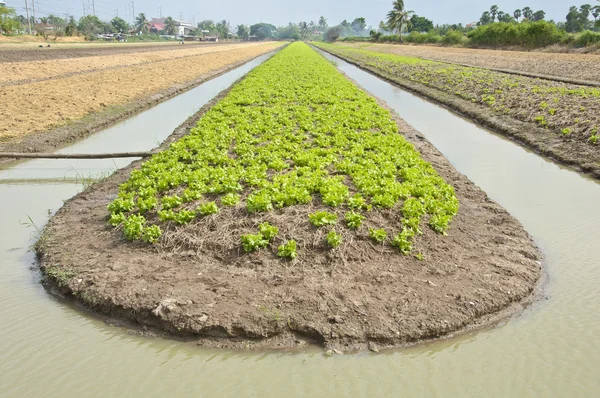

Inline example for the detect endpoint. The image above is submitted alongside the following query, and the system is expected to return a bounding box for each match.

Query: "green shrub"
[467,21,565,48]
[571,31,600,47]
[442,30,466,45]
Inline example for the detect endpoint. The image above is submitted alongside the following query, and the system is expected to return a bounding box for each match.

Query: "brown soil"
[341,43,600,84]
[37,77,542,352]
[0,42,281,150]
[318,46,600,180]
[0,40,236,62]
[1,42,273,85]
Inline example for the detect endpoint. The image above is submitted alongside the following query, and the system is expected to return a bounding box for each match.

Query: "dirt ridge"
[36,65,543,352]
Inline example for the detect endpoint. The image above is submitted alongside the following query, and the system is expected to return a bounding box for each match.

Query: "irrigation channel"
[1,48,599,396]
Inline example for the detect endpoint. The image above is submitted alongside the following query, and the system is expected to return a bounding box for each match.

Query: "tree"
[78,15,111,36]
[513,9,522,21]
[531,10,546,21]
[215,20,230,38]
[65,16,76,36]
[0,5,20,34]
[197,20,216,35]
[498,12,515,23]
[490,5,499,21]
[161,17,177,35]
[111,17,129,33]
[592,5,600,22]
[409,15,433,32]
[324,26,341,42]
[351,17,367,35]
[522,7,533,20]
[318,16,327,32]
[277,23,300,40]
[237,24,249,39]
[386,0,414,35]
[478,11,492,26]
[250,23,276,39]
[135,13,149,33]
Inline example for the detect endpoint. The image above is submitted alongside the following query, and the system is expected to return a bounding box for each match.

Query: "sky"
[5,0,581,27]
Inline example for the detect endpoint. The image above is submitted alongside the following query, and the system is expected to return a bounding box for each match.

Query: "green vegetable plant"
[277,240,298,259]
[258,222,279,241]
[326,230,343,248]
[369,228,387,244]
[107,43,460,256]
[309,211,338,227]
[345,211,364,229]
[197,202,219,216]
[241,233,269,253]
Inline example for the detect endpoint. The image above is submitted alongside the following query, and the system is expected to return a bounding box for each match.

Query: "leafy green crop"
[326,230,343,248]
[241,233,269,253]
[345,211,364,229]
[277,240,297,259]
[107,43,459,256]
[315,42,600,148]
[258,222,279,241]
[369,228,387,243]
[197,202,219,216]
[309,211,338,227]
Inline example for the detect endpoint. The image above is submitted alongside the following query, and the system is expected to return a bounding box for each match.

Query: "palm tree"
[490,5,499,22]
[522,7,533,20]
[513,9,522,21]
[386,0,414,36]
[135,13,149,33]
[318,16,327,32]
[299,21,309,38]
[164,16,177,35]
[593,6,600,22]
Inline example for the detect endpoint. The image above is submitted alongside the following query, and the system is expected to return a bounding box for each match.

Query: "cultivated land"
[0,42,281,154]
[38,43,541,351]
[337,42,600,84]
[316,43,600,179]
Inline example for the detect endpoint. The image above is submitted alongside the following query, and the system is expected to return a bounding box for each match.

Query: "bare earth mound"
[38,111,542,352]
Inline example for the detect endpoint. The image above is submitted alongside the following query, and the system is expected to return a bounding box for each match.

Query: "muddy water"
[1,50,599,397]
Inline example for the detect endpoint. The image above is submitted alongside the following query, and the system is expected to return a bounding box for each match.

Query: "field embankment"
[0,42,281,155]
[335,42,600,85]
[315,43,600,179]
[38,42,541,351]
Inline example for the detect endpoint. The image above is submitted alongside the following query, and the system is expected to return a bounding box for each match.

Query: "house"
[149,18,166,34]
[148,17,194,36]
[173,19,194,36]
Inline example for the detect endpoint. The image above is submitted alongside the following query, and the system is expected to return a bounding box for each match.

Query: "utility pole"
[132,1,135,23]
[24,0,32,34]
[158,6,162,18]
[92,0,95,16]
[32,0,36,25]
[115,9,118,18]
[83,3,86,17]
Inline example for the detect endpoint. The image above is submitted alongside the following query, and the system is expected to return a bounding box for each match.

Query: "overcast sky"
[6,0,579,27]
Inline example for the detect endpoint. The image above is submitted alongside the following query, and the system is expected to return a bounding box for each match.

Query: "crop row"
[107,42,459,257]
[314,43,600,146]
